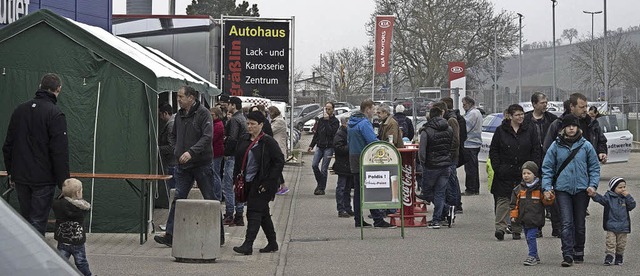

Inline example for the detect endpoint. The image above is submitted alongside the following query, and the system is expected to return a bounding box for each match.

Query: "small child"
[510,161,553,266]
[52,178,92,276]
[589,177,636,266]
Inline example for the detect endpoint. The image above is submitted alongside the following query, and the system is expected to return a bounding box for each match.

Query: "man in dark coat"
[308,102,340,195]
[154,86,223,247]
[3,73,70,236]
[489,104,541,241]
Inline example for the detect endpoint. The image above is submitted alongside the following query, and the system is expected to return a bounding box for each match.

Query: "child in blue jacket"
[589,177,636,266]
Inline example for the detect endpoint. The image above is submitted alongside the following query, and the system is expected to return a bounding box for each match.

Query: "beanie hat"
[395,105,405,113]
[521,161,539,177]
[609,177,625,192]
[562,114,580,129]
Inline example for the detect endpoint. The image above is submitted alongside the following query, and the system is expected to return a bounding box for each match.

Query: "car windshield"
[596,114,629,133]
[482,113,503,133]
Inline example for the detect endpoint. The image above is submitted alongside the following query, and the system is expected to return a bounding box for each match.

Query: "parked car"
[302,107,351,133]
[334,101,356,110]
[477,113,633,163]
[290,103,322,130]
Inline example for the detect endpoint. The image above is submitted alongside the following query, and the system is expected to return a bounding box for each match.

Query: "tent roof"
[0,9,220,96]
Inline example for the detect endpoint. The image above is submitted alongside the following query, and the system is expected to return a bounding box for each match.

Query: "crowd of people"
[1,73,635,271]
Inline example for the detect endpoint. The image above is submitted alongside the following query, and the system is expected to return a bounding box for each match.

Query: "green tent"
[0,9,220,233]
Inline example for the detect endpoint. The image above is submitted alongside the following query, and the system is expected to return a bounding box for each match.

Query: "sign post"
[360,141,404,239]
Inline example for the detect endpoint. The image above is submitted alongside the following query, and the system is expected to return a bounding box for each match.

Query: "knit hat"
[395,105,405,113]
[562,114,580,129]
[609,177,625,192]
[521,161,539,177]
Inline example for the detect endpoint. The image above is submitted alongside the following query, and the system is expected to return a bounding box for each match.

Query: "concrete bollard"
[169,188,204,210]
[172,199,221,263]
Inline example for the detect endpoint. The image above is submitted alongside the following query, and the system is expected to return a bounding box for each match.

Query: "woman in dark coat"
[489,104,541,241]
[232,111,285,255]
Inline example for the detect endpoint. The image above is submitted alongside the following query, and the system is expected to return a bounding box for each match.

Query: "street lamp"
[551,0,557,101]
[517,13,523,103]
[583,10,602,101]
[603,0,609,102]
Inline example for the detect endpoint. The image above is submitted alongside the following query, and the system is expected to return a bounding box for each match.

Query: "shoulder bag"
[234,132,264,203]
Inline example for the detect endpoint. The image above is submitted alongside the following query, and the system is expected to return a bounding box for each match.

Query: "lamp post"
[493,31,497,113]
[603,0,608,102]
[517,13,523,103]
[583,10,602,101]
[551,0,557,101]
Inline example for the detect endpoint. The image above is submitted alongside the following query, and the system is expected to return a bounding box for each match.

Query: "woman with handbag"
[232,111,285,255]
[542,114,600,267]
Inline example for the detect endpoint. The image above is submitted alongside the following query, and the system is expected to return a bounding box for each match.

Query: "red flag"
[374,16,395,74]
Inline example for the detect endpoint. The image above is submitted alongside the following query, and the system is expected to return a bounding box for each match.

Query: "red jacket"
[213,118,225,158]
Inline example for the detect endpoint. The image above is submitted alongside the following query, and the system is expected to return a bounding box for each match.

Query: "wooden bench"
[0,171,171,244]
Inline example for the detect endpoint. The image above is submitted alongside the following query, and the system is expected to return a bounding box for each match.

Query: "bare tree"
[369,0,519,91]
[562,28,578,45]
[570,32,633,100]
[311,47,373,102]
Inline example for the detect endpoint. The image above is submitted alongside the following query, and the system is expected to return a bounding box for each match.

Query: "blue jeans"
[446,162,461,207]
[524,227,539,258]
[353,173,384,224]
[463,147,480,194]
[212,157,223,200]
[311,147,334,191]
[556,190,590,258]
[222,156,244,216]
[15,183,56,236]
[423,166,451,222]
[336,174,353,213]
[166,163,221,235]
[58,243,92,276]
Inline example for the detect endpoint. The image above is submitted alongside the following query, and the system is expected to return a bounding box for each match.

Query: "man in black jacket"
[3,73,70,236]
[524,92,558,155]
[308,102,339,195]
[332,116,354,217]
[222,97,248,226]
[154,86,223,247]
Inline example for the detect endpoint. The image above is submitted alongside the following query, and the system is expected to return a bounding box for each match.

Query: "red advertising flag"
[374,15,395,74]
[448,62,465,82]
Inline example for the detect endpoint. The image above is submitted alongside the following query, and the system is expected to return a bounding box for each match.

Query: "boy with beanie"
[589,177,636,265]
[510,161,553,266]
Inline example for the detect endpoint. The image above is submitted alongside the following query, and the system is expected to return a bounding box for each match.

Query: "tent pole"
[89,82,101,233]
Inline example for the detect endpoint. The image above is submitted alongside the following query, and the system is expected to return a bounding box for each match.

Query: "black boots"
[234,214,245,226]
[259,242,279,253]
[233,242,253,255]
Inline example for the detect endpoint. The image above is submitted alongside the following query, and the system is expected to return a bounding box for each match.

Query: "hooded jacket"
[542,131,600,194]
[510,179,546,228]
[171,100,213,169]
[212,118,225,158]
[543,112,607,155]
[592,191,636,233]
[3,90,69,188]
[489,119,541,197]
[524,110,557,152]
[418,116,453,168]
[52,196,91,245]
[224,110,248,156]
[347,111,378,174]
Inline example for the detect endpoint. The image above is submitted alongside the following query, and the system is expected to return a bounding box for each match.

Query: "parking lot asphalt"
[46,132,640,275]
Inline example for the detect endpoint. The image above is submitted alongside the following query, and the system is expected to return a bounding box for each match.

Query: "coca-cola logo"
[379,19,392,28]
[402,164,413,207]
[450,66,464,74]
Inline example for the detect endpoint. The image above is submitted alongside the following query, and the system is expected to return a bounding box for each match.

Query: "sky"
[113,0,640,76]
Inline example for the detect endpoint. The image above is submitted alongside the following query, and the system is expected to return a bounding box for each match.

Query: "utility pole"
[583,10,602,101]
[603,0,609,102]
[493,31,497,113]
[517,13,523,103]
[551,0,557,101]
